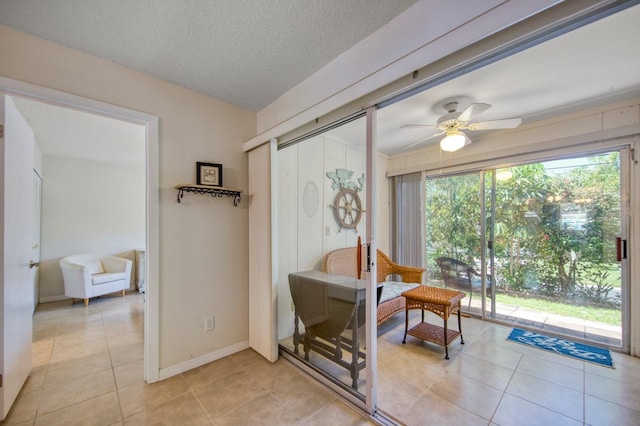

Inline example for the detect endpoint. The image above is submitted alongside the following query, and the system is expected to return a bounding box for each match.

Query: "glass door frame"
[424,169,490,314]
[619,146,631,354]
[363,106,378,415]
[482,169,494,318]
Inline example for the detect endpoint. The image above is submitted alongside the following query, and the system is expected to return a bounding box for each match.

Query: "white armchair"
[60,253,132,306]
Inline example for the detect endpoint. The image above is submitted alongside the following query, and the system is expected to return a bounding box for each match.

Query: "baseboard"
[39,291,137,304]
[158,340,250,381]
[39,295,69,303]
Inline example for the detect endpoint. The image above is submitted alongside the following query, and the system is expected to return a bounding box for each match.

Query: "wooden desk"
[401,286,466,359]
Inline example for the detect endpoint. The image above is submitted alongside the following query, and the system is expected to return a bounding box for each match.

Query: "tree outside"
[425,152,621,318]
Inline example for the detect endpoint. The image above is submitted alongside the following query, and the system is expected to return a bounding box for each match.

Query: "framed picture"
[196,162,223,187]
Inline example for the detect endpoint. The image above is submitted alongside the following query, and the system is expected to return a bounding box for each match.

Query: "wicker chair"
[322,247,425,325]
[436,257,491,308]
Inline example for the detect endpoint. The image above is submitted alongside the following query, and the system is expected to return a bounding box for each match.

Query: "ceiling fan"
[402,101,522,152]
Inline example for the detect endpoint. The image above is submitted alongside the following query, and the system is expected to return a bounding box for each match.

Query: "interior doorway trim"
[0,76,160,383]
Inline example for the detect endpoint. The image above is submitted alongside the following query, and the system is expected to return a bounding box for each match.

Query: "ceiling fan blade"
[468,118,522,130]
[457,103,491,123]
[463,131,473,147]
[400,123,437,129]
[403,131,444,150]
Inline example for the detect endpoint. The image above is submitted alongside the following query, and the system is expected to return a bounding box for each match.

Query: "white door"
[32,171,42,312]
[0,95,35,420]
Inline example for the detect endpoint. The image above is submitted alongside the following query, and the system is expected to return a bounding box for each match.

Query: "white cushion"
[92,272,126,285]
[86,261,104,275]
[379,281,420,304]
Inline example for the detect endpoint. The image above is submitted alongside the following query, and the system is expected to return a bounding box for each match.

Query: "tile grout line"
[102,306,127,425]
[488,335,523,424]
[583,362,587,426]
[30,303,62,423]
[32,296,140,424]
[190,388,217,425]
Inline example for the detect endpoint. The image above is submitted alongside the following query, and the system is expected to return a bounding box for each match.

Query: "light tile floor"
[3,293,640,425]
[3,294,370,426]
[377,311,640,425]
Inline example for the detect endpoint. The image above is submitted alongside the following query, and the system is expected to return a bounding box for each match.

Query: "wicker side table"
[401,286,466,359]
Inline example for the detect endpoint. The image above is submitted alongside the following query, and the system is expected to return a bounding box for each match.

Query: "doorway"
[12,95,146,302]
[0,76,160,396]
[13,95,148,382]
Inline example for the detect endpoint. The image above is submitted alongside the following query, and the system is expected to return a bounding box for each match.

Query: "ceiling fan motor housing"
[437,112,461,129]
[444,101,459,113]
[436,101,462,129]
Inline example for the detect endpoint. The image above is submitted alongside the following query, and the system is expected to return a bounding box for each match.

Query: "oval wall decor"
[302,180,319,217]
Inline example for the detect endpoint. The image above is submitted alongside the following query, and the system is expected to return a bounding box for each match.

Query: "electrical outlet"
[205,315,215,331]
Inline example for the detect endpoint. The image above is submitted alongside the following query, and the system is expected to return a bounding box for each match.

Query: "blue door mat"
[507,328,614,368]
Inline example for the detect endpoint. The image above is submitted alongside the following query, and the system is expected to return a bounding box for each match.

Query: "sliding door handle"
[616,237,627,261]
[357,236,362,279]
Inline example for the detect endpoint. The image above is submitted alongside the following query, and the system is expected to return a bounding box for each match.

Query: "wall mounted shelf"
[175,184,242,207]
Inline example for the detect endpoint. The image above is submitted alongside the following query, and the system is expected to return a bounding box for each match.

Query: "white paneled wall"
[298,137,326,270]
[276,134,369,340]
[323,137,366,254]
[277,145,299,341]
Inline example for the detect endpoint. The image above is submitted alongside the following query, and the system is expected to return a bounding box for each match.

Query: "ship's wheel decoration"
[326,169,365,232]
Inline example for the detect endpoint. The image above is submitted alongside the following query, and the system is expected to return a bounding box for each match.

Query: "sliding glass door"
[425,149,628,348]
[276,110,379,408]
[425,172,489,314]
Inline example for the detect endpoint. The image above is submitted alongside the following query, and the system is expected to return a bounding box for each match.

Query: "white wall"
[39,155,145,300]
[0,25,256,373]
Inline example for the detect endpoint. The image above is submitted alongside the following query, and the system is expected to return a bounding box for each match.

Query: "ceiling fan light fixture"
[440,130,465,152]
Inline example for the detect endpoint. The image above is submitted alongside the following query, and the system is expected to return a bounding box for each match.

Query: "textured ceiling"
[0,0,419,112]
[7,2,640,163]
[12,97,146,167]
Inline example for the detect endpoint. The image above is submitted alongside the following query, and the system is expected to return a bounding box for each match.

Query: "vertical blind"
[391,172,424,271]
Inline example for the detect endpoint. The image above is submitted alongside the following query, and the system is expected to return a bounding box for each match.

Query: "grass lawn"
[495,293,621,325]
